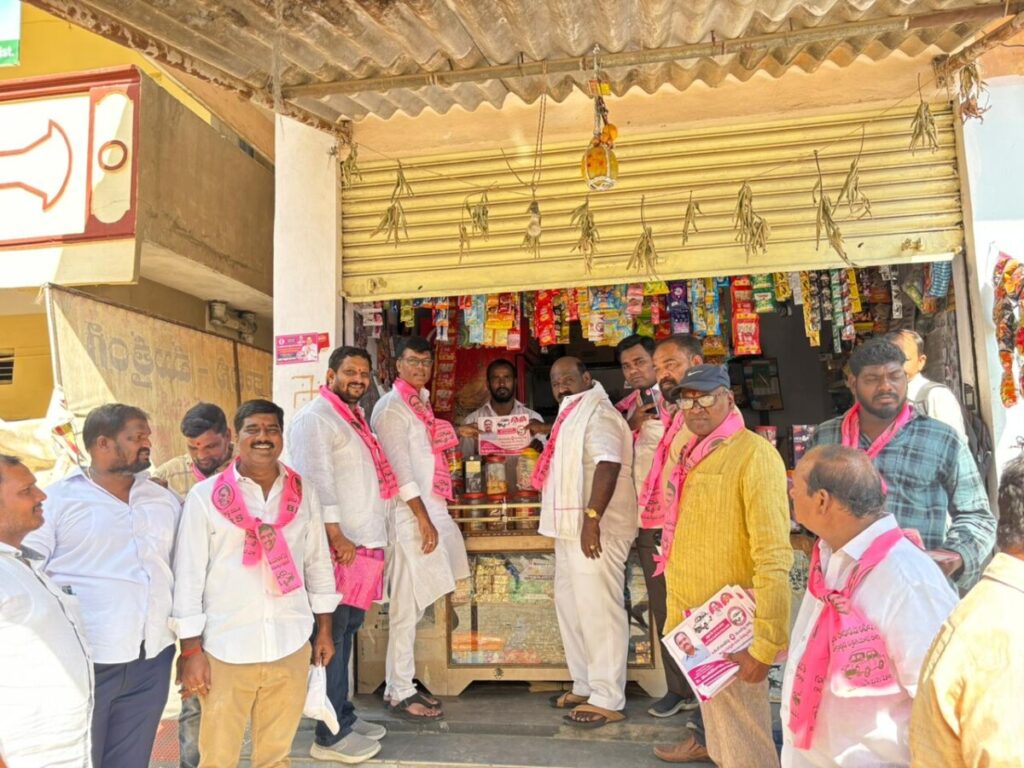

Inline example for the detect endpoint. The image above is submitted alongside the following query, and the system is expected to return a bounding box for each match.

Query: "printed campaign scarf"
[211,461,303,595]
[392,377,458,500]
[637,409,689,529]
[788,526,920,750]
[319,385,398,500]
[653,409,745,576]
[840,402,914,459]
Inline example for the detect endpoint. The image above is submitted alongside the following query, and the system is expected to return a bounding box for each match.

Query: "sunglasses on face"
[678,391,725,410]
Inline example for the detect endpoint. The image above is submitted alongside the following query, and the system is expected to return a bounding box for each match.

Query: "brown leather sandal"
[548,691,588,709]
[563,703,627,728]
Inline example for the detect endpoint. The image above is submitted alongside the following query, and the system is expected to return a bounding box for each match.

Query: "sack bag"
[303,665,339,735]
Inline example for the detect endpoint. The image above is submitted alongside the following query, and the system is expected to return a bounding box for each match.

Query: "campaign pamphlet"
[662,584,757,701]
[478,413,532,456]
[334,549,386,611]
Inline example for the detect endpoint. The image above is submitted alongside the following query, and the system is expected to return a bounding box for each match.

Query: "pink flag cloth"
[653,410,745,576]
[211,461,304,595]
[788,526,919,750]
[392,378,459,500]
[319,386,398,500]
[638,410,688,529]
[334,547,386,611]
[839,402,914,492]
[530,397,583,491]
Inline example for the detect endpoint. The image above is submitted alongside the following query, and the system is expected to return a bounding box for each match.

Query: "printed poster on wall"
[275,332,329,365]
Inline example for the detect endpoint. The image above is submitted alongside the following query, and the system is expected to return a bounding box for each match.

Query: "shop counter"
[355,503,667,697]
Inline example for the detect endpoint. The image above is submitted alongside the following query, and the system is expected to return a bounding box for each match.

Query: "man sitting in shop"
[809,338,995,591]
[457,357,548,478]
[886,329,967,442]
[152,402,235,768]
[630,334,700,722]
[654,364,792,768]
[781,445,957,767]
[534,356,637,729]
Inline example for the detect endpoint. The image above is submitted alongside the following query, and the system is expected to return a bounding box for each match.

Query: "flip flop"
[548,692,589,709]
[389,694,444,722]
[563,703,627,729]
[410,691,443,710]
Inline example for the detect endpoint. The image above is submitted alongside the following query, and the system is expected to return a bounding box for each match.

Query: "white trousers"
[553,535,631,711]
[384,543,425,703]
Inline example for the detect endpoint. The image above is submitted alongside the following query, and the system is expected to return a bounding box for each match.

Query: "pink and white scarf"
[840,402,914,492]
[212,461,304,595]
[392,377,458,500]
[637,410,688,529]
[320,385,398,500]
[654,410,745,576]
[788,525,921,749]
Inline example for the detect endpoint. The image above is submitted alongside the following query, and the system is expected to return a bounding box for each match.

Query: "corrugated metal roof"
[39,0,1003,122]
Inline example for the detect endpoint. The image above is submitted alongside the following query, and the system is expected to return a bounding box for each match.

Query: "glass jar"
[461,492,488,533]
[512,489,540,531]
[485,455,508,496]
[485,494,506,531]
[516,447,540,491]
[464,455,484,494]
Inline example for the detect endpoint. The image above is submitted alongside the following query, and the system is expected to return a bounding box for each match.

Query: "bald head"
[550,356,591,404]
[792,445,888,545]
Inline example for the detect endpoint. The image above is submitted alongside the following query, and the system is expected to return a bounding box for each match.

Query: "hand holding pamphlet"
[661,585,758,701]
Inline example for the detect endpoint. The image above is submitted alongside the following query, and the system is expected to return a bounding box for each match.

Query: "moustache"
[252,442,274,449]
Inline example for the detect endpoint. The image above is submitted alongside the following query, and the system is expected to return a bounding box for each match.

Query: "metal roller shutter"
[340,104,960,300]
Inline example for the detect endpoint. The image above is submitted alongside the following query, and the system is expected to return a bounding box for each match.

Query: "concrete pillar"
[957,75,1024,485]
[272,115,344,421]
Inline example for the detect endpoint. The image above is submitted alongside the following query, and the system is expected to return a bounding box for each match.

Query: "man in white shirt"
[287,346,391,763]
[0,455,93,768]
[24,404,180,768]
[537,356,638,729]
[371,336,469,721]
[457,358,548,481]
[174,399,337,767]
[886,330,967,441]
[782,445,958,767]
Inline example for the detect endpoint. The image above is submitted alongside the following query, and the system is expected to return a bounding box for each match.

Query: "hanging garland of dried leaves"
[910,76,940,154]
[836,128,871,218]
[570,196,600,274]
[627,195,658,274]
[371,162,414,246]
[457,189,491,262]
[340,143,363,190]
[812,151,852,265]
[733,182,770,259]
[957,62,990,123]
[681,190,703,246]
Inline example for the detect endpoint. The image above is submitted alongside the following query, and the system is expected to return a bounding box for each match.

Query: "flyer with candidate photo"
[662,584,757,701]
[477,413,532,456]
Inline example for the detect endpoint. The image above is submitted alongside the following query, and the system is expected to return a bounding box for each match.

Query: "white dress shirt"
[907,374,967,442]
[286,395,389,548]
[170,463,339,664]
[781,515,959,767]
[0,542,93,768]
[23,468,180,664]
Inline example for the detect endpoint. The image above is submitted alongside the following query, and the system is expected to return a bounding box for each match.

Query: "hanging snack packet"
[774,272,793,303]
[627,284,645,316]
[751,274,777,313]
[732,312,762,356]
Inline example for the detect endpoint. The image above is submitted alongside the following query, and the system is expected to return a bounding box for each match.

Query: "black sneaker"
[648,692,695,718]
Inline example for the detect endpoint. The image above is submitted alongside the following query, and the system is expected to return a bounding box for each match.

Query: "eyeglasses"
[678,391,725,410]
[400,357,433,369]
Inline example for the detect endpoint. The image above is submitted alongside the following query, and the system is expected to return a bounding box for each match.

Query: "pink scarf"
[840,402,914,458]
[212,461,303,595]
[530,397,583,491]
[654,410,745,576]
[789,526,920,750]
[638,410,688,529]
[615,390,640,415]
[392,378,458,500]
[190,462,206,482]
[319,386,398,500]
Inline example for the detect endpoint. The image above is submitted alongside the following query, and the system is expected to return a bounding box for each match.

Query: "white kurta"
[23,469,180,663]
[781,516,959,767]
[372,385,470,703]
[544,385,637,711]
[0,543,94,768]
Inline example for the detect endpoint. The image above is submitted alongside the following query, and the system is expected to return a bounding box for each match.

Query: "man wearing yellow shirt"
[656,364,793,768]
[911,453,1024,767]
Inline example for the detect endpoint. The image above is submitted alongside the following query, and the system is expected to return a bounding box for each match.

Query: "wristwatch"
[584,507,601,520]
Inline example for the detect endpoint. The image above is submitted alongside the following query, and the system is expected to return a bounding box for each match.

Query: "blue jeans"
[92,644,174,768]
[178,695,200,768]
[315,604,365,746]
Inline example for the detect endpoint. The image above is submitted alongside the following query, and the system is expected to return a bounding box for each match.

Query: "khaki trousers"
[700,677,779,768]
[198,643,310,768]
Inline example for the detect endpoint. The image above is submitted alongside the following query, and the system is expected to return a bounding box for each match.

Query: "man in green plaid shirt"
[810,339,994,590]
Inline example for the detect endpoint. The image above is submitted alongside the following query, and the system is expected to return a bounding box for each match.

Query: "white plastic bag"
[303,665,339,735]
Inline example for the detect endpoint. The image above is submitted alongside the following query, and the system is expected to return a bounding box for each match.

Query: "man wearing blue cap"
[653,364,792,767]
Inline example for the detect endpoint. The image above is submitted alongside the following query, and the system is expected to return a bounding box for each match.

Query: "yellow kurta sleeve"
[740,441,793,664]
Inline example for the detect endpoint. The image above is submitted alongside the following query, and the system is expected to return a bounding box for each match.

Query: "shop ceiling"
[27,0,1024,129]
